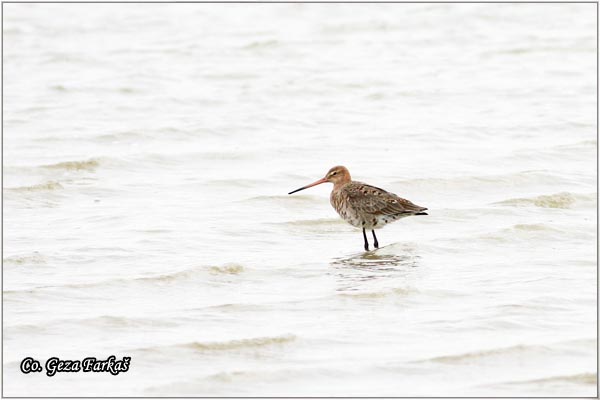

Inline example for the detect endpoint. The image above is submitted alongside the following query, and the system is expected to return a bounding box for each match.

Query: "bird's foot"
[364,244,369,251]
[371,230,379,249]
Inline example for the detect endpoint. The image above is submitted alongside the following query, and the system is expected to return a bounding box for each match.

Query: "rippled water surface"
[3,3,597,396]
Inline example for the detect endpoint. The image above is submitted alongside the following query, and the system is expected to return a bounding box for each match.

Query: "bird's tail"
[415,207,428,216]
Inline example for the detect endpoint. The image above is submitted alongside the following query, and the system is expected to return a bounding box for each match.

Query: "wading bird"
[288,166,427,251]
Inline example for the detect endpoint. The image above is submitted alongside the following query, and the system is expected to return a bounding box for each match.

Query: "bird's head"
[324,165,351,185]
[288,165,351,194]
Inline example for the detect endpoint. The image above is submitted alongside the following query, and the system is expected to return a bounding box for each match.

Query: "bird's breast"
[330,190,363,228]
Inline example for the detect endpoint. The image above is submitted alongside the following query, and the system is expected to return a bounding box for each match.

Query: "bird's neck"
[332,179,351,191]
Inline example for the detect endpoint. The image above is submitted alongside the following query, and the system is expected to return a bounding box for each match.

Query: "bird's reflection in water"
[330,243,421,293]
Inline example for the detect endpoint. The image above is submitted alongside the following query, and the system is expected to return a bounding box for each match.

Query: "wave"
[506,372,597,386]
[510,223,564,234]
[183,335,295,351]
[41,158,100,171]
[136,263,245,282]
[207,179,271,189]
[78,315,178,328]
[243,195,328,212]
[4,181,63,192]
[33,128,189,143]
[478,371,598,395]
[494,192,596,209]
[136,334,296,353]
[143,366,314,395]
[90,315,177,327]
[241,39,281,50]
[332,248,420,269]
[3,253,46,265]
[474,223,572,244]
[133,270,201,284]
[4,157,120,175]
[555,138,597,148]
[338,287,416,299]
[4,263,247,292]
[280,218,349,235]
[5,315,177,333]
[245,194,322,202]
[415,343,553,364]
[202,72,260,81]
[392,171,572,191]
[94,131,146,142]
[208,264,244,275]
[320,20,403,35]
[285,218,345,226]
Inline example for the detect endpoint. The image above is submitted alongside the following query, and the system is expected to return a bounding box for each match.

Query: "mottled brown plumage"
[288,166,428,251]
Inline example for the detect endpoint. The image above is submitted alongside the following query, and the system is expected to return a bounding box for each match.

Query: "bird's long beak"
[288,177,328,195]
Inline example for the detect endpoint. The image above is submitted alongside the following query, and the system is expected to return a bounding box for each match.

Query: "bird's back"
[331,181,427,229]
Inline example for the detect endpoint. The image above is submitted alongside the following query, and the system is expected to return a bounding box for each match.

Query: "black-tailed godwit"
[288,166,428,251]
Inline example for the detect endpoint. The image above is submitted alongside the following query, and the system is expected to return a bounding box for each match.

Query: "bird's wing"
[343,182,427,216]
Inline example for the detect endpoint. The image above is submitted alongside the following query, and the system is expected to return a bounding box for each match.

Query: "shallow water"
[3,3,597,397]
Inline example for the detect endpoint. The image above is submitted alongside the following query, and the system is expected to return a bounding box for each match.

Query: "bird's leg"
[362,228,369,251]
[371,230,379,249]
